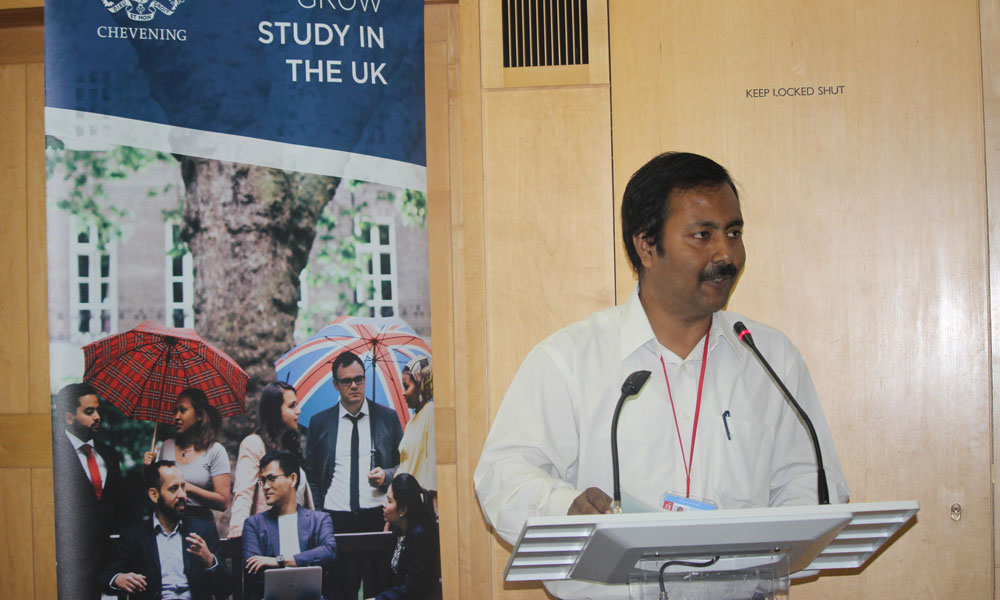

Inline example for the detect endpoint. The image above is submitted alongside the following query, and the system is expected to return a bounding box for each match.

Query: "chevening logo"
[102,0,184,22]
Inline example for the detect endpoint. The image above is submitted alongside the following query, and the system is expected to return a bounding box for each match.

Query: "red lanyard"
[660,317,712,498]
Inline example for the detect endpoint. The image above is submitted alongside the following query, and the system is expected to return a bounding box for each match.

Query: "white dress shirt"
[323,404,384,510]
[474,287,849,599]
[65,429,107,490]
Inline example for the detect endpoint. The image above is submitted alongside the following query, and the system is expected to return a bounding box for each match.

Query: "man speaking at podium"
[473,152,850,598]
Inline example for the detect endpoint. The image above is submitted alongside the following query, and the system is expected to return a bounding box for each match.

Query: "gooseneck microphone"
[733,322,830,505]
[611,370,653,514]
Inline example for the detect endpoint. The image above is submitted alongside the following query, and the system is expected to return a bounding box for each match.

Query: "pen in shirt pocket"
[722,410,731,440]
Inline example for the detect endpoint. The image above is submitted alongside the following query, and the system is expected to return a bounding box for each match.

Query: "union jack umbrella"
[275,316,431,428]
[82,321,249,425]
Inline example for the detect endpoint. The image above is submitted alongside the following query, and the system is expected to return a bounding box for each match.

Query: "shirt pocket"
[699,414,774,509]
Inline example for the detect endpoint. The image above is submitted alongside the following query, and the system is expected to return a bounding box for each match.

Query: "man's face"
[64,394,101,441]
[260,460,296,507]
[635,184,745,322]
[149,465,187,521]
[333,361,366,414]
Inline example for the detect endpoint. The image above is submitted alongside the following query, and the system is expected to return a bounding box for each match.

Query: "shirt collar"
[620,285,745,360]
[339,402,367,420]
[153,513,182,537]
[65,429,90,451]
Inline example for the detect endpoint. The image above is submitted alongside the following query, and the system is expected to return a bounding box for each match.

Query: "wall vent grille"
[502,0,589,68]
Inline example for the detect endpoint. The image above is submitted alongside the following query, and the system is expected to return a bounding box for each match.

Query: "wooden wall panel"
[609,1,990,597]
[983,0,1000,592]
[0,15,52,599]
[481,85,614,598]
[0,61,31,415]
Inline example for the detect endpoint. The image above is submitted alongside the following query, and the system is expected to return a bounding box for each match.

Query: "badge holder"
[626,552,789,600]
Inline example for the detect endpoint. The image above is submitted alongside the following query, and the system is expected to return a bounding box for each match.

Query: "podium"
[504,501,919,599]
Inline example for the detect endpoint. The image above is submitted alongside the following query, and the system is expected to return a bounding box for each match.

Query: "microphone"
[611,370,652,514]
[733,321,830,505]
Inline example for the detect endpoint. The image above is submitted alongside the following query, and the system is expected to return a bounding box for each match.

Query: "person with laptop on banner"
[473,152,851,599]
[243,450,337,600]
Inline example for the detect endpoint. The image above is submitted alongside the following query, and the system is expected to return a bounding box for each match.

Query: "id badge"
[662,492,717,512]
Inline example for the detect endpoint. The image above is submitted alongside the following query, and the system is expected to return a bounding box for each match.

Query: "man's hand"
[245,555,279,574]
[112,572,147,593]
[185,532,215,567]
[142,450,157,466]
[568,487,613,515]
[367,466,386,488]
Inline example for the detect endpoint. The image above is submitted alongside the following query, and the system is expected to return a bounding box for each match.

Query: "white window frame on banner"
[164,221,194,328]
[68,219,118,343]
[354,216,399,319]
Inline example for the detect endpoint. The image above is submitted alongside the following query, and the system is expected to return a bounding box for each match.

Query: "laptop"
[264,565,323,600]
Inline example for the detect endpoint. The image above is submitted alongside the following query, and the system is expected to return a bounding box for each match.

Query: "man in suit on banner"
[53,382,126,600]
[305,350,403,600]
[243,450,337,600]
[101,460,230,599]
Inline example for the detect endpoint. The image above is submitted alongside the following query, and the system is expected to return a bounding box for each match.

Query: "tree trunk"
[177,157,339,440]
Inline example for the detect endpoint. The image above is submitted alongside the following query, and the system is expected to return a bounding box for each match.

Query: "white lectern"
[505,501,919,599]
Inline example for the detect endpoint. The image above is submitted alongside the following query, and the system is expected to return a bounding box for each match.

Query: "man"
[52,382,126,600]
[243,451,337,600]
[305,350,403,599]
[474,152,850,598]
[101,461,230,599]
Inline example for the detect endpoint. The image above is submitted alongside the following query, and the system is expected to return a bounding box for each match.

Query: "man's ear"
[148,487,160,505]
[288,471,299,490]
[633,233,657,270]
[63,411,75,427]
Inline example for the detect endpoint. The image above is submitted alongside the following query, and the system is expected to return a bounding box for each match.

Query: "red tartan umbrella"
[82,321,249,427]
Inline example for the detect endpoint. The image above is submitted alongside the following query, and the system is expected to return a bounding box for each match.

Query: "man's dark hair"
[330,351,364,380]
[260,450,300,490]
[56,382,98,417]
[621,152,739,274]
[145,460,177,491]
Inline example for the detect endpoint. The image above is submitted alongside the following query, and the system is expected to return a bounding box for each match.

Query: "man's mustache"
[700,263,739,281]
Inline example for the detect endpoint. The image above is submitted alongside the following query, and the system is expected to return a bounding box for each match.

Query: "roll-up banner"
[44,1,439,598]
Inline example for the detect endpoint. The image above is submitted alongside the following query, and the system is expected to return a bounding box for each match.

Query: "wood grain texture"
[0,21,42,64]
[983,0,1000,582]
[482,86,615,421]
[609,1,990,597]
[0,468,36,597]
[26,61,49,415]
[31,468,56,600]
[0,62,30,415]
[0,414,52,468]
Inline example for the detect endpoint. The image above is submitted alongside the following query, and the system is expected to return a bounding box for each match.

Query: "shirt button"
[681,364,688,372]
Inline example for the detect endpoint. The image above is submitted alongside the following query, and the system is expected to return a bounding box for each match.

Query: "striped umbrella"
[82,321,249,426]
[275,316,431,428]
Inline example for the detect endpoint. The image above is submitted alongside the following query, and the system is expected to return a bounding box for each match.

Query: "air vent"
[502,0,589,68]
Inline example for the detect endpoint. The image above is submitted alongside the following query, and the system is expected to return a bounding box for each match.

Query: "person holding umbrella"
[228,381,315,538]
[145,388,232,528]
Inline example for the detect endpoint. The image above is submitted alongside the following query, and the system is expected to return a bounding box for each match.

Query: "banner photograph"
[43,1,438,599]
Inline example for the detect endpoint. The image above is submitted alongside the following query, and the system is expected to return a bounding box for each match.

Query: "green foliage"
[46,138,176,249]
[294,180,421,339]
[376,188,427,228]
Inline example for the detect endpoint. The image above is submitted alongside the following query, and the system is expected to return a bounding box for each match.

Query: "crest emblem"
[102,0,184,22]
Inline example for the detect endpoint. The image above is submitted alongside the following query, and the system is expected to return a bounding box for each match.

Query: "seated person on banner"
[144,388,232,530]
[396,357,437,511]
[305,350,403,600]
[243,451,337,600]
[229,381,314,538]
[368,473,442,600]
[101,460,230,600]
[473,152,850,598]
[53,382,127,600]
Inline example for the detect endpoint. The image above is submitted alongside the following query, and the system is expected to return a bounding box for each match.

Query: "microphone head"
[733,321,755,347]
[621,370,652,396]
